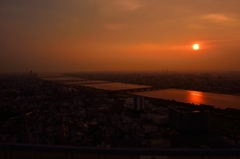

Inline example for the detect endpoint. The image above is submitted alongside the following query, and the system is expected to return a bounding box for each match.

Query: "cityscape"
[1,72,240,151]
[1,0,240,158]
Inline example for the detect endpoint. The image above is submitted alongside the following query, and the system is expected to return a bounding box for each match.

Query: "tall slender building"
[133,96,145,110]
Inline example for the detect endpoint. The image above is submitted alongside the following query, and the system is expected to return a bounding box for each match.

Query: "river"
[131,88,240,109]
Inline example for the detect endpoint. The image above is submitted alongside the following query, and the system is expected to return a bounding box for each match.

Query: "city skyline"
[1,0,240,72]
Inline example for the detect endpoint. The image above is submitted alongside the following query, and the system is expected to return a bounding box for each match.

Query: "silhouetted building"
[168,106,209,134]
[133,96,145,111]
[112,99,124,114]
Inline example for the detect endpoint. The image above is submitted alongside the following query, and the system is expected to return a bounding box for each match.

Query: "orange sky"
[1,0,240,72]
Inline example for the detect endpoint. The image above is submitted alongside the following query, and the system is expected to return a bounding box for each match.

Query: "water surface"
[82,82,150,91]
[132,89,240,109]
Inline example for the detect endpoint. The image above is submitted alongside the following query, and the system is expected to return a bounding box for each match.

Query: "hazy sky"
[1,0,240,72]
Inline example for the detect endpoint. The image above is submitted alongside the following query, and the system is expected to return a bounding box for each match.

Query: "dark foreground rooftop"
[1,143,240,159]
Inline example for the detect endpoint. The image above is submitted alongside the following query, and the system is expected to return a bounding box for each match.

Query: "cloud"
[116,0,142,12]
[201,14,232,22]
[104,23,128,30]
[119,43,193,53]
[96,0,143,16]
[186,23,205,29]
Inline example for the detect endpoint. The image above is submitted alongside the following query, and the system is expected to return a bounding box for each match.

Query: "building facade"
[134,96,145,111]
[168,106,209,134]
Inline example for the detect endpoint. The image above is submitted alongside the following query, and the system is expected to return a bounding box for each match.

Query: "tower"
[133,96,145,111]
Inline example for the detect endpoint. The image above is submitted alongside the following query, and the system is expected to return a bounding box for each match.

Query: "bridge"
[40,79,86,83]
[67,81,113,85]
[40,78,112,84]
[113,87,164,94]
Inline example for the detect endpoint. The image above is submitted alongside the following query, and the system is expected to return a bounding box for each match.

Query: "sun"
[192,44,200,50]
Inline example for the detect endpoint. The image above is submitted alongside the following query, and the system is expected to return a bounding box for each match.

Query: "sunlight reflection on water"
[132,89,240,109]
[187,91,204,105]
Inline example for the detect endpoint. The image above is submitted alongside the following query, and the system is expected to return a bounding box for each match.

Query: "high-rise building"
[112,100,124,114]
[133,96,145,111]
[168,106,209,134]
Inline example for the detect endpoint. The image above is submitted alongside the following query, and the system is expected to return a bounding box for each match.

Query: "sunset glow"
[192,44,200,50]
[1,0,240,72]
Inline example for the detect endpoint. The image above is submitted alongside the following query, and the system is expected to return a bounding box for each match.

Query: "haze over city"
[2,1,240,157]
[1,0,240,72]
